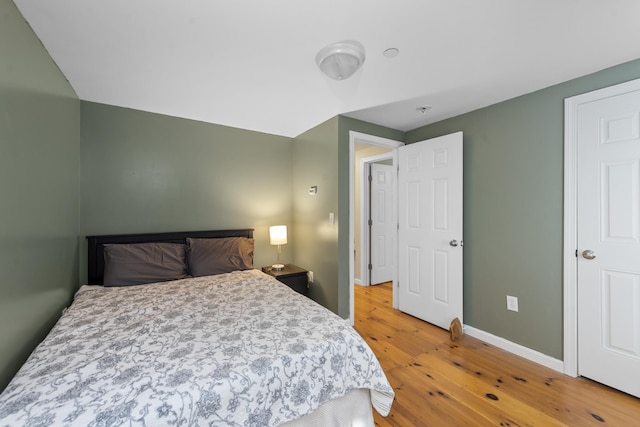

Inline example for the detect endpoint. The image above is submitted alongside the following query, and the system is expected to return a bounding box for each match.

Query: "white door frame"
[361,153,395,287]
[349,131,403,325]
[563,77,640,377]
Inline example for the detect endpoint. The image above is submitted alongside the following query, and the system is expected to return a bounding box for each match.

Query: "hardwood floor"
[353,282,640,426]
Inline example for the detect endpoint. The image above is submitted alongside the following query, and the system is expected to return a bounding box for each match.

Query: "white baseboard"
[463,325,564,374]
[354,278,363,286]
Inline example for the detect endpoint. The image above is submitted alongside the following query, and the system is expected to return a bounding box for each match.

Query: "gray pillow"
[103,242,189,287]
[187,237,254,277]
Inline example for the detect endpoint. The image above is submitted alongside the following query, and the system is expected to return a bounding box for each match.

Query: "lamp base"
[271,263,284,271]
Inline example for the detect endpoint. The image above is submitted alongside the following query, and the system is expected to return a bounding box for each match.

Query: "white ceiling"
[14,0,640,138]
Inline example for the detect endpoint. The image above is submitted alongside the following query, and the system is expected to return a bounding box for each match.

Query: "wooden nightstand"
[262,264,309,296]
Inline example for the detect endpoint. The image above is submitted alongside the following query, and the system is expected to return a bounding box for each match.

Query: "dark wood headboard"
[86,229,254,285]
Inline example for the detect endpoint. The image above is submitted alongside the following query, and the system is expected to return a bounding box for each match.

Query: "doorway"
[349,132,403,325]
[361,154,395,287]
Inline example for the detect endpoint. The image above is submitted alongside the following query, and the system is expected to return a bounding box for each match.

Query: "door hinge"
[368,219,373,226]
[368,264,372,271]
[575,249,578,257]
[368,174,373,183]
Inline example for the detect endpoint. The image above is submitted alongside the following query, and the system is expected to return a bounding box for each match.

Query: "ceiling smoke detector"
[416,105,432,114]
[383,48,399,58]
[316,40,366,81]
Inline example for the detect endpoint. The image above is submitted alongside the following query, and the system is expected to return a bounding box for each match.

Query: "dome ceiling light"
[316,40,366,81]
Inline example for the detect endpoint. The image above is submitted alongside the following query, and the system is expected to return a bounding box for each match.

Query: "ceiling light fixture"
[416,105,432,114]
[316,40,366,81]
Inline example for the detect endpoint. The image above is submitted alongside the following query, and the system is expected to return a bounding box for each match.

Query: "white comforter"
[0,270,393,426]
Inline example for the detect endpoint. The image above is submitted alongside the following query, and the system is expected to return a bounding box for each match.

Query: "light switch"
[329,212,335,224]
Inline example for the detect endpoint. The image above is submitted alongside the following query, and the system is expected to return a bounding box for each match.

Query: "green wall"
[0,0,80,391]
[405,58,640,359]
[80,102,294,282]
[292,116,403,317]
[291,118,340,313]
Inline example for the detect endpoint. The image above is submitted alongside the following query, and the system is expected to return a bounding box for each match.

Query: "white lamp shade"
[269,225,287,245]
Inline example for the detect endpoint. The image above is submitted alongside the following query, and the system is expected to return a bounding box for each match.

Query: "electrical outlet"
[506,295,519,312]
[308,271,314,283]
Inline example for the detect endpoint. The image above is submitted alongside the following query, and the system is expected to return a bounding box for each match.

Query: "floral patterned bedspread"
[0,269,393,426]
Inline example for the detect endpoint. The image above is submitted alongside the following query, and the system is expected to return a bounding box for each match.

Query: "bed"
[0,229,394,426]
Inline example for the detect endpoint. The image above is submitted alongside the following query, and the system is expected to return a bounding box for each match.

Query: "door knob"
[582,250,596,260]
[449,240,459,247]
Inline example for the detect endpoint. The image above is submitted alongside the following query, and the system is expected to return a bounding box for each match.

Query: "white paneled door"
[576,82,640,398]
[398,132,463,329]
[370,163,394,285]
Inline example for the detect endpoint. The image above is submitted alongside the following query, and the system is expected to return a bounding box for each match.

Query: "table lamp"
[269,225,287,271]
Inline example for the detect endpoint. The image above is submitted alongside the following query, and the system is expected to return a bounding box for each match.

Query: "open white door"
[370,163,394,285]
[574,81,640,398]
[398,132,463,330]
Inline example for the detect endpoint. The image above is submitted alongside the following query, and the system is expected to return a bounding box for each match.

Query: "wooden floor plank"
[354,282,640,426]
